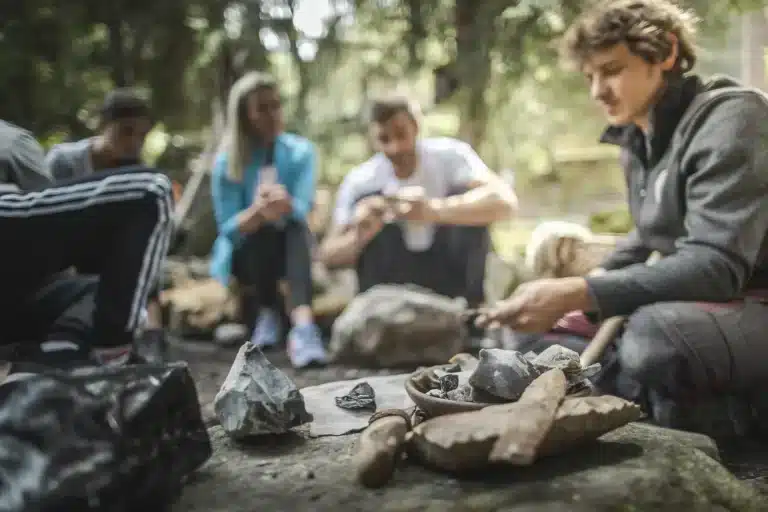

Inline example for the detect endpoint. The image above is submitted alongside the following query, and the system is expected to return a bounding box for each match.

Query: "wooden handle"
[580,316,626,367]
[579,251,662,367]
[354,413,410,488]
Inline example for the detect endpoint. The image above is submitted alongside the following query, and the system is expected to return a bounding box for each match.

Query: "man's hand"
[352,195,390,244]
[389,186,438,223]
[476,277,593,333]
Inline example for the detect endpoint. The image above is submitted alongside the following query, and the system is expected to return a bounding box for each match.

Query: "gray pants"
[519,300,768,436]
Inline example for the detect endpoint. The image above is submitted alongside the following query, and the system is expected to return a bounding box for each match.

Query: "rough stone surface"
[214,343,312,439]
[468,348,540,400]
[329,284,467,368]
[174,422,765,512]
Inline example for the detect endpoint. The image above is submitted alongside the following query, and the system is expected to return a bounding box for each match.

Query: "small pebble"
[439,374,459,392]
[305,470,315,479]
[426,389,446,398]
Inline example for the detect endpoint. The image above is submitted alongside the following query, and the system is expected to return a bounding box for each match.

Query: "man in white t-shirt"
[320,95,518,304]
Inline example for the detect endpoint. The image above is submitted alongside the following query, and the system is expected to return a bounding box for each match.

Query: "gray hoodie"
[0,121,52,193]
[587,74,768,318]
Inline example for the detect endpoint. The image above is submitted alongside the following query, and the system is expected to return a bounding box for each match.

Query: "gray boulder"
[329,284,467,367]
[214,343,312,439]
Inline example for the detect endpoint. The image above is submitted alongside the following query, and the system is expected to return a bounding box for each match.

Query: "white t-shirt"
[332,137,490,251]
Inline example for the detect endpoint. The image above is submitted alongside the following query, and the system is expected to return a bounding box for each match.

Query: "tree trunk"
[740,10,767,90]
[106,13,128,87]
[454,0,495,148]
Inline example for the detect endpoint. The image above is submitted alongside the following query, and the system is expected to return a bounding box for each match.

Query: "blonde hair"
[223,71,277,182]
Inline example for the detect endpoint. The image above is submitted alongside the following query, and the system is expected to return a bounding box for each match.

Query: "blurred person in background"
[320,95,518,307]
[210,71,326,369]
[46,89,169,363]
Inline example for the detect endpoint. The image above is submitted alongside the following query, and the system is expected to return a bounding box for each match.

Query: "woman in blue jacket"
[210,71,326,368]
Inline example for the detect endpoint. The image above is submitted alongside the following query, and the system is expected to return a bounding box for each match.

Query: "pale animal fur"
[524,221,602,279]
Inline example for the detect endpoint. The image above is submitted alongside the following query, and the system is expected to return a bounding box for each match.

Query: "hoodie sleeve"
[586,94,768,318]
[599,228,652,271]
[8,132,52,190]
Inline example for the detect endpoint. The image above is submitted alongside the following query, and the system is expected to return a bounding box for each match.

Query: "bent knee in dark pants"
[232,219,313,315]
[617,300,768,400]
[356,222,489,304]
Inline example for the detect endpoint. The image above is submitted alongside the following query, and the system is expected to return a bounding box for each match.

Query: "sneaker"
[287,324,328,369]
[135,328,169,364]
[250,308,281,349]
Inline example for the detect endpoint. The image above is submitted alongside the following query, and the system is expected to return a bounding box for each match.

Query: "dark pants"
[519,300,768,435]
[0,274,98,352]
[0,167,174,349]
[352,188,489,306]
[357,222,489,306]
[232,219,313,328]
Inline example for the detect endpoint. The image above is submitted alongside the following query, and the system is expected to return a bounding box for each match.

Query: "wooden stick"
[579,251,662,367]
[354,410,411,488]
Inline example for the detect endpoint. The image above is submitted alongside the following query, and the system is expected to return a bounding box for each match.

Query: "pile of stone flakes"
[426,344,601,404]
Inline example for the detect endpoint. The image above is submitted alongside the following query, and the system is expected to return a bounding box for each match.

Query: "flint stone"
[468,348,539,400]
[214,343,312,439]
[439,374,459,392]
[530,344,601,382]
[175,423,766,511]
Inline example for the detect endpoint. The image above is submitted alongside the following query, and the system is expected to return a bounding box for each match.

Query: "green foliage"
[589,208,633,235]
[0,0,763,187]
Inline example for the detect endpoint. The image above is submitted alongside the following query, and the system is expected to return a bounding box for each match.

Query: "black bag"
[0,362,212,512]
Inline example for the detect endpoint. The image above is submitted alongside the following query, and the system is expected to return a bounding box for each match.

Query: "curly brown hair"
[561,0,699,73]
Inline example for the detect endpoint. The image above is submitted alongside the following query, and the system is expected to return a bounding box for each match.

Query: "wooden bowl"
[405,364,595,419]
[405,365,494,418]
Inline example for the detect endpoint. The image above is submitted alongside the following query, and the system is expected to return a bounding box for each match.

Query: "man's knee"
[618,303,683,384]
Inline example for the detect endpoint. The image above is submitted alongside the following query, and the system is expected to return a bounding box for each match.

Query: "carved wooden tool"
[580,251,662,367]
[407,369,568,472]
[487,368,568,465]
[354,409,411,488]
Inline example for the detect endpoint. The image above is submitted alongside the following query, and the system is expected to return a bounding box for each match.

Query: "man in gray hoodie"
[479,0,768,432]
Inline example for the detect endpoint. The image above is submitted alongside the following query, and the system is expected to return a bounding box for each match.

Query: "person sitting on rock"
[45,88,169,362]
[210,71,327,369]
[0,119,173,370]
[319,95,518,307]
[478,0,768,434]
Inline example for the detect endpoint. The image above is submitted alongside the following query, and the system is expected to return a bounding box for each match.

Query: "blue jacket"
[209,133,316,284]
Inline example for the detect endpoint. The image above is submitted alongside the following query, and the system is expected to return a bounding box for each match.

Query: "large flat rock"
[174,422,765,511]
